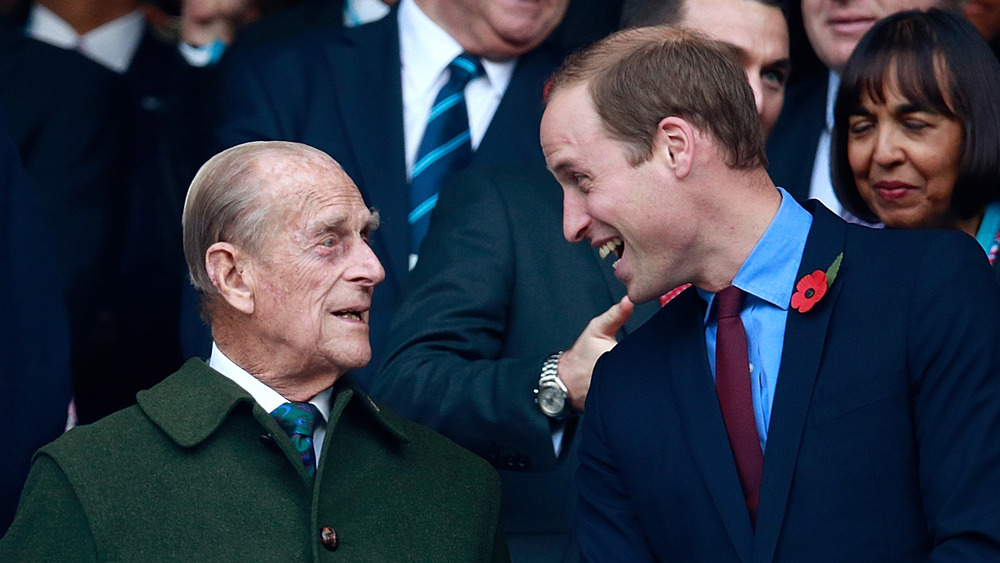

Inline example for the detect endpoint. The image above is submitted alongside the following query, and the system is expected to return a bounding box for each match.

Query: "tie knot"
[716,286,744,320]
[271,402,321,438]
[448,53,483,87]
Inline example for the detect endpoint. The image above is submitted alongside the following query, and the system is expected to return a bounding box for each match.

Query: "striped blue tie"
[408,53,483,255]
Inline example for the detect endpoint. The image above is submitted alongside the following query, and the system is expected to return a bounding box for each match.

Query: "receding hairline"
[182,141,348,228]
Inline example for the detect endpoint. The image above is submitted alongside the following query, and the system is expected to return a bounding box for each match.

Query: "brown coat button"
[320,526,339,551]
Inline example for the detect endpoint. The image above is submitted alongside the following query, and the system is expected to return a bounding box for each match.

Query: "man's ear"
[205,242,255,315]
[653,116,695,179]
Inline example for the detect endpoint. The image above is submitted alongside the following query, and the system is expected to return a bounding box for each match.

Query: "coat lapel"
[753,203,847,563]
[665,290,755,561]
[325,10,409,288]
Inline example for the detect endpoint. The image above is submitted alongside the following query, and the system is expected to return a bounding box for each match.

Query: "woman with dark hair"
[832,9,1000,267]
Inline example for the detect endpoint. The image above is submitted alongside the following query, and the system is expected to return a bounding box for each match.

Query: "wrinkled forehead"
[257,153,369,222]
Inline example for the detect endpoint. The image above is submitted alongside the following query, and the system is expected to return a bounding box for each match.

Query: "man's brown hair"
[547,26,767,169]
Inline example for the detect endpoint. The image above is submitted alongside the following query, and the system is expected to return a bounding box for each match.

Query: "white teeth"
[598,238,623,259]
[334,312,362,321]
[612,259,620,270]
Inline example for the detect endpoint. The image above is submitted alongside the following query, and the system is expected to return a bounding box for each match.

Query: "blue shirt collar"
[699,188,813,315]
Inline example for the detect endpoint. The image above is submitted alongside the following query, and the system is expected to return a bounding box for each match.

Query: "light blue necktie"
[408,53,483,255]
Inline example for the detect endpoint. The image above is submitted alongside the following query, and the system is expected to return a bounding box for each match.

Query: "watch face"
[539,386,566,417]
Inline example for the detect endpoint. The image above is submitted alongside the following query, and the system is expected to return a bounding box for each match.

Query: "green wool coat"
[1,359,509,561]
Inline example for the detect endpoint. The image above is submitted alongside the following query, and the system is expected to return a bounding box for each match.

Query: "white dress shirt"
[808,70,843,215]
[398,0,515,178]
[209,343,334,457]
[26,4,145,74]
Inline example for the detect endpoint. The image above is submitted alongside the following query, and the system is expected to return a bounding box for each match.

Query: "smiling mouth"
[828,17,876,35]
[873,181,916,201]
[598,237,624,269]
[598,237,623,259]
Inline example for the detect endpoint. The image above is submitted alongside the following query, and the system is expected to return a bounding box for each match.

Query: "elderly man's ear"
[206,242,256,315]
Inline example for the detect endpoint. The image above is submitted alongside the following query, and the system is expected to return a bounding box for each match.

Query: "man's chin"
[329,347,371,374]
[625,286,659,306]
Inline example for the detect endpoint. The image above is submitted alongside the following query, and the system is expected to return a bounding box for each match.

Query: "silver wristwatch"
[535,351,570,419]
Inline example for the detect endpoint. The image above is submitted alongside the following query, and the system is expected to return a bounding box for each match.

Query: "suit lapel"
[753,204,847,563]
[665,290,755,561]
[472,46,558,168]
[325,11,409,287]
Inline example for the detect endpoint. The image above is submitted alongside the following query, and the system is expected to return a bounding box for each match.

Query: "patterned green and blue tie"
[271,402,322,478]
[408,53,484,255]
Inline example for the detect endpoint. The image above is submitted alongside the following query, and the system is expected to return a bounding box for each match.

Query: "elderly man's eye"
[321,237,338,248]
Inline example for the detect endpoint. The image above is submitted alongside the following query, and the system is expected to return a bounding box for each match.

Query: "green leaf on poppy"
[825,252,843,288]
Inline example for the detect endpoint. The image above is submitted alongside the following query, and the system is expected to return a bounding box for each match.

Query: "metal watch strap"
[535,351,569,419]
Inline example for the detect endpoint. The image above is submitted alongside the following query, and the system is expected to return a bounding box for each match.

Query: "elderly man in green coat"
[0,141,509,561]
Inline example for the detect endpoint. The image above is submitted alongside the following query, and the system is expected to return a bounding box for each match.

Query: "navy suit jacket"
[766,71,828,203]
[578,202,1000,562]
[0,109,71,536]
[214,10,561,386]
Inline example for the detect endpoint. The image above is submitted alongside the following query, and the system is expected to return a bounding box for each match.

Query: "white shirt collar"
[398,0,514,103]
[343,0,392,27]
[208,342,332,423]
[27,4,146,74]
[825,70,841,132]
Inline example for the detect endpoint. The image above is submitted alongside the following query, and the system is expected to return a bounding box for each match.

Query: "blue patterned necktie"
[408,53,484,255]
[271,402,322,478]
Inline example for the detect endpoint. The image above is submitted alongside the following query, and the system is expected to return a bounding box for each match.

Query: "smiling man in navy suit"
[541,26,1000,562]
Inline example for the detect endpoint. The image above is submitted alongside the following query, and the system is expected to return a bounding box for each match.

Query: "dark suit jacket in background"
[373,165,657,562]
[1,359,508,561]
[0,32,136,420]
[766,70,828,203]
[214,9,561,387]
[578,203,1000,561]
[0,109,71,536]
[86,25,189,424]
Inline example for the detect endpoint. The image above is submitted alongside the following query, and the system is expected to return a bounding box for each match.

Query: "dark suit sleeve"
[372,171,563,471]
[576,354,656,562]
[0,455,97,559]
[910,233,1000,559]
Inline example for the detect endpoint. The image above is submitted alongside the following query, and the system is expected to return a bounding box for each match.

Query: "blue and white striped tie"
[408,53,483,256]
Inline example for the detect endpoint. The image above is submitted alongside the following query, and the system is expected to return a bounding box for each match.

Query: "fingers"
[589,296,634,339]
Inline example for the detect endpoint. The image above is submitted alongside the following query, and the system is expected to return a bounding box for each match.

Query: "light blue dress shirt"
[699,188,813,452]
[975,201,1000,260]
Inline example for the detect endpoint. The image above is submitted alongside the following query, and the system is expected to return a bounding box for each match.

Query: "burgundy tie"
[715,286,764,526]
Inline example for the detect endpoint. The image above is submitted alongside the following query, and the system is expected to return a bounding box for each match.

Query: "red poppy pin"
[790,252,843,313]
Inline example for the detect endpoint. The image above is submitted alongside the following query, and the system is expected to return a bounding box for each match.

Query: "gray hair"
[181,141,336,315]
